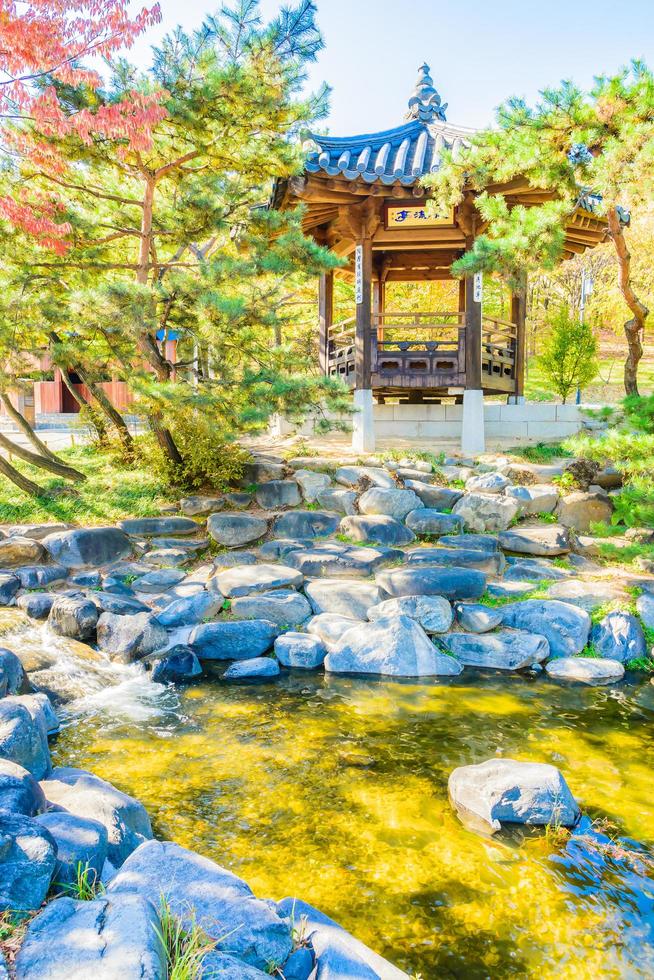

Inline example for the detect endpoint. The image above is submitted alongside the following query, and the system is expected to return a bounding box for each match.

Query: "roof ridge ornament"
[405,63,447,123]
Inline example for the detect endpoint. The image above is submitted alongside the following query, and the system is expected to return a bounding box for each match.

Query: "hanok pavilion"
[272,65,608,452]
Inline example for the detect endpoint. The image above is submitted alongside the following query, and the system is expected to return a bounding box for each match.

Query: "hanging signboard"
[473,272,483,304]
[384,202,455,229]
[355,245,363,304]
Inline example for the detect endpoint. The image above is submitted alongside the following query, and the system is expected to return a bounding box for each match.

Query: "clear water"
[34,644,654,980]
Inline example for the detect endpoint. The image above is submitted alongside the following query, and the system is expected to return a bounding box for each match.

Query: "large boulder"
[304,580,382,620]
[448,758,580,834]
[325,615,463,677]
[368,595,452,633]
[208,513,268,548]
[465,472,512,494]
[293,470,332,503]
[242,459,285,484]
[0,812,56,911]
[440,630,549,670]
[404,509,464,536]
[14,895,166,979]
[151,645,203,684]
[216,564,303,598]
[108,839,293,970]
[358,488,423,521]
[152,592,222,629]
[316,488,357,516]
[339,515,415,547]
[406,547,504,576]
[0,648,29,696]
[0,760,46,816]
[41,767,152,867]
[230,591,312,628]
[118,517,198,537]
[505,484,560,516]
[590,612,647,663]
[0,537,44,567]
[498,525,571,557]
[556,491,613,532]
[404,481,463,510]
[42,527,131,568]
[501,599,591,657]
[189,620,278,660]
[254,480,301,509]
[16,592,55,620]
[452,493,520,532]
[335,466,395,489]
[545,657,625,684]
[223,658,280,681]
[272,511,340,540]
[375,565,486,601]
[274,632,326,669]
[48,596,98,641]
[35,811,108,887]
[0,700,51,778]
[96,612,167,664]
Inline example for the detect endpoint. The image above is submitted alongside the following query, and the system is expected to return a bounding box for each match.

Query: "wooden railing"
[482,315,517,383]
[326,316,356,380]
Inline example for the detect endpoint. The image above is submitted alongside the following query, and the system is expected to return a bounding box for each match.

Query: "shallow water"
[24,639,651,980]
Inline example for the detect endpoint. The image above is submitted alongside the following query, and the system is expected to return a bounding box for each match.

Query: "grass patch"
[54,861,104,900]
[0,444,175,525]
[508,442,572,464]
[156,896,218,980]
[0,910,35,968]
[626,656,654,672]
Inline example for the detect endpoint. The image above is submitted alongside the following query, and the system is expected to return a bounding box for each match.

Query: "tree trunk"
[75,369,134,457]
[149,414,184,468]
[0,392,60,463]
[607,207,649,396]
[48,332,109,444]
[0,454,45,496]
[0,430,85,481]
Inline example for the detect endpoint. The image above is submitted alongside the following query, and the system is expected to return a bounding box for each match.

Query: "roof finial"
[405,63,447,123]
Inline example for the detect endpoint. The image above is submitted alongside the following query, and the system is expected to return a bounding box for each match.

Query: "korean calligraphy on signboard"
[385,203,454,229]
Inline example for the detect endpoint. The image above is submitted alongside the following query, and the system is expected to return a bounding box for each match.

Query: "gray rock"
[452,493,521,532]
[42,767,152,867]
[504,560,570,583]
[208,513,268,548]
[156,592,222,628]
[0,700,51,778]
[406,547,504,575]
[440,629,549,670]
[255,480,301,509]
[276,898,408,980]
[486,581,535,600]
[216,564,303,598]
[17,592,55,619]
[285,543,403,579]
[335,466,395,489]
[279,947,314,980]
[224,492,253,510]
[223,657,280,680]
[590,612,646,663]
[180,495,224,516]
[306,614,361,648]
[6,693,58,737]
[200,952,270,978]
[242,460,286,484]
[403,481,463,510]
[465,472,512,494]
[455,603,504,633]
[88,592,150,616]
[274,632,326,669]
[190,620,278,660]
[556,491,613,532]
[42,527,132,568]
[11,564,68,589]
[230,591,311,628]
[0,812,56,911]
[404,509,464,536]
[339,515,416,547]
[325,615,463,678]
[133,568,186,593]
[0,537,45,567]
[0,760,45,816]
[259,539,313,560]
[14,895,166,979]
[35,811,108,887]
[0,572,19,605]
[8,522,70,542]
[448,758,580,834]
[151,645,203,684]
[637,592,654,630]
[498,525,571,557]
[293,470,332,503]
[439,533,500,552]
[96,612,167,664]
[545,579,628,613]
[108,839,292,969]
[304,580,382,620]
[119,517,198,537]
[368,595,452,633]
[501,599,591,657]
[358,488,423,521]
[213,550,259,569]
[316,488,358,516]
[505,484,560,515]
[142,548,192,567]
[0,648,29,695]
[272,511,340,540]
[545,657,625,684]
[375,566,486,602]
[48,596,98,640]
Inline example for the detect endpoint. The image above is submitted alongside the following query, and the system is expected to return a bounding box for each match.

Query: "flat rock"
[335,466,395,489]
[151,645,203,684]
[375,566,486,601]
[254,480,301,509]
[556,491,613,532]
[501,599,591,657]
[41,767,152,867]
[7,522,70,542]
[42,527,132,568]
[546,657,625,684]
[48,596,98,641]
[325,615,462,678]
[440,629,549,670]
[0,760,46,816]
[403,481,463,510]
[133,568,186,593]
[368,595,452,633]
[0,812,56,911]
[35,811,108,886]
[242,460,286,484]
[284,543,402,578]
[505,484,560,515]
[224,492,252,510]
[504,559,570,583]
[590,612,647,663]
[88,592,150,616]
[293,470,332,503]
[304,580,382,619]
[406,547,504,575]
[545,579,628,612]
[208,513,268,548]
[439,533,500,552]
[216,564,303,598]
[108,839,292,970]
[118,517,198,537]
[14,894,166,979]
[10,564,67,589]
[339,515,415,547]
[465,472,513,494]
[358,487,423,521]
[0,537,45,567]
[405,509,464,536]
[180,495,224,516]
[448,758,580,834]
[230,591,311,628]
[259,538,313,560]
[189,620,278,660]
[156,592,222,628]
[213,550,258,569]
[274,632,326,669]
[316,488,357,516]
[306,614,361,647]
[452,493,520,532]
[96,611,167,664]
[498,525,570,556]
[223,657,280,680]
[454,603,504,633]
[272,511,340,539]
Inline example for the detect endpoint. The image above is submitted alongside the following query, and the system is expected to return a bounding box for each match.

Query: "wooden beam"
[355,236,373,389]
[465,275,482,389]
[318,272,333,375]
[511,276,527,397]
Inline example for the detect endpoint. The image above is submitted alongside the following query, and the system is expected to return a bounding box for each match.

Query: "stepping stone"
[17,593,54,620]
[501,599,591,657]
[284,543,403,578]
[375,566,486,601]
[358,488,423,520]
[0,812,56,911]
[230,591,312,627]
[151,645,203,684]
[498,525,571,556]
[304,580,382,619]
[242,460,286,484]
[405,509,464,536]
[118,517,198,537]
[223,657,280,680]
[0,538,45,568]
[0,651,28,697]
[272,511,340,539]
[42,528,131,568]
[208,513,268,548]
[35,811,108,887]
[259,538,314,559]
[293,470,332,502]
[545,657,625,684]
[368,595,452,633]
[180,495,224,516]
[439,533,500,552]
[148,537,208,552]
[316,488,358,516]
[156,592,222,628]
[213,550,259,568]
[0,760,45,816]
[0,573,19,605]
[486,581,535,600]
[339,515,415,547]
[504,562,568,583]
[10,565,67,589]
[133,568,186,593]
[325,615,462,677]
[224,492,252,510]
[440,629,549,670]
[335,466,395,489]
[404,481,463,510]
[48,597,98,641]
[255,480,301,509]
[96,612,167,664]
[216,564,303,598]
[189,620,279,660]
[406,547,503,575]
[454,603,504,633]
[452,493,520,532]
[142,548,192,567]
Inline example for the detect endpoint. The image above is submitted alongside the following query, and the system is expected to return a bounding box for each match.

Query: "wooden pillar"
[464,275,482,390]
[318,271,333,376]
[355,237,373,389]
[511,274,527,398]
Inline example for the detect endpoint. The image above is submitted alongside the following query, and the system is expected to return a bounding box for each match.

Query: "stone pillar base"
[462,389,485,455]
[507,394,526,405]
[352,389,375,453]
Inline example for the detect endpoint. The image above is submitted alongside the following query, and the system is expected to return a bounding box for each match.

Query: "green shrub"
[538,307,598,403]
[623,393,654,434]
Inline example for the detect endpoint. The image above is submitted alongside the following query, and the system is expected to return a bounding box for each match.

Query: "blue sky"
[128,0,654,133]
